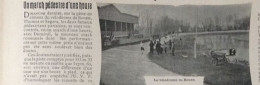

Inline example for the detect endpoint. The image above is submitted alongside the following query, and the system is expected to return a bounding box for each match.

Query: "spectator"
[171,42,175,56]
[169,40,172,50]
[156,41,162,55]
[163,41,167,53]
[149,41,154,53]
[140,41,145,54]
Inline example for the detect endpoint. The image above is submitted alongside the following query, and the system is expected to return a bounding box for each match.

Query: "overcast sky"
[98,3,251,26]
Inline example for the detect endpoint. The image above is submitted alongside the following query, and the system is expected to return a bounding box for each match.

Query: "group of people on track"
[140,35,176,56]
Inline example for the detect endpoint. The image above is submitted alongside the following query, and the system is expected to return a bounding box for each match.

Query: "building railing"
[101,31,129,37]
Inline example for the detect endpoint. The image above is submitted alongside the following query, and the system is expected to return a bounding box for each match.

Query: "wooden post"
[104,20,107,35]
[194,6,198,59]
[114,21,116,32]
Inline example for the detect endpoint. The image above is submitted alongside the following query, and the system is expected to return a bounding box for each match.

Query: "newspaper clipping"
[3,0,260,85]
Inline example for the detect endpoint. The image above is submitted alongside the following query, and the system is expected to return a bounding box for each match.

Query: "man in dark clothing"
[171,42,175,56]
[149,41,154,53]
[164,41,167,53]
[169,40,172,50]
[156,41,162,55]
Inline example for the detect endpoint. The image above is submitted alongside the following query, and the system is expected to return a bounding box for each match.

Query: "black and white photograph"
[98,3,251,85]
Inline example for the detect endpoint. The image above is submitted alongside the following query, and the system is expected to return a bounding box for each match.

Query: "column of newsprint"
[21,1,100,85]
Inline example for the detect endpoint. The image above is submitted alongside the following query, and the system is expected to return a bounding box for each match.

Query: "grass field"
[148,33,251,85]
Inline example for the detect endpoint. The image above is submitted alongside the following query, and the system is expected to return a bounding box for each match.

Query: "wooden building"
[98,4,139,39]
